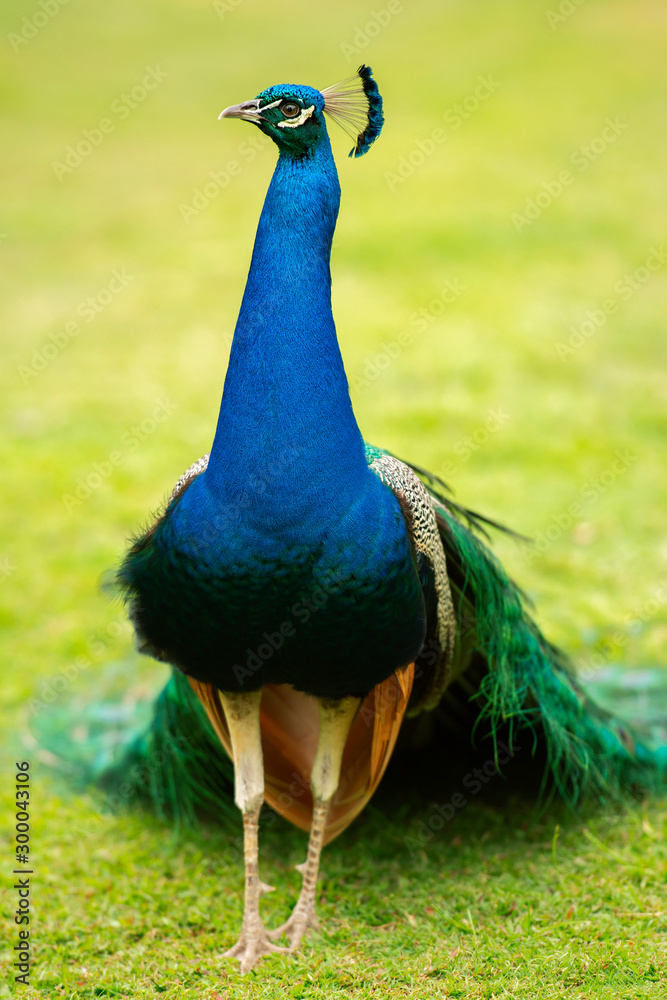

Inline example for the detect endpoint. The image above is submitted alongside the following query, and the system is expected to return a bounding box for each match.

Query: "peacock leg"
[268,695,360,951]
[219,689,288,973]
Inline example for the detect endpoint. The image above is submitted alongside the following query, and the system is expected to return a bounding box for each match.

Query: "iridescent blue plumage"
[120,75,424,699]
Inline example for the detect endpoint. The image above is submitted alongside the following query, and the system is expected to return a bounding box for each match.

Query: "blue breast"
[120,103,427,698]
[125,459,426,697]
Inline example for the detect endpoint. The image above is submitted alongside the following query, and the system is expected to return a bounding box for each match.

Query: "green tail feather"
[34,659,235,829]
[97,668,235,827]
[419,471,667,806]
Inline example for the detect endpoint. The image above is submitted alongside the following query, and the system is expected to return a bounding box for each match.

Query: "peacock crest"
[321,64,384,157]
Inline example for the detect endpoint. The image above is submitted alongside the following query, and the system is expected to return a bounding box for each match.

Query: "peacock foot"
[267,901,319,951]
[225,924,289,973]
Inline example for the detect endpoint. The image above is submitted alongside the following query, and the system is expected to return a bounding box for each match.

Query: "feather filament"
[322,64,384,157]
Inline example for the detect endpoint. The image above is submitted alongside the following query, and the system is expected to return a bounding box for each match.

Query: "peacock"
[104,66,666,973]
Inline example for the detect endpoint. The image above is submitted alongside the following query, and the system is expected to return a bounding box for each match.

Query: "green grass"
[1,0,666,996]
[3,790,667,1000]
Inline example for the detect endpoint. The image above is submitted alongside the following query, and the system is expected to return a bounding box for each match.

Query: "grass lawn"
[1,0,666,996]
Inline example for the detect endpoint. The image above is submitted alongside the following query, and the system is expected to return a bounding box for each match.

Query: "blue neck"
[205,136,367,513]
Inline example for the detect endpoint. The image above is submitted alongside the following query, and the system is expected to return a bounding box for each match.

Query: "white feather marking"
[276,104,316,129]
[259,99,282,112]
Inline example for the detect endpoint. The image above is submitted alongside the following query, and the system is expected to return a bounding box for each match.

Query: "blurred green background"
[1,0,666,997]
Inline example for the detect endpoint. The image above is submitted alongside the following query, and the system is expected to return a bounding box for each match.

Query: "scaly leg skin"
[219,689,288,973]
[268,696,360,951]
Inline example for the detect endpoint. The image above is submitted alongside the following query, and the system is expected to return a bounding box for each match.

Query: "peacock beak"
[219,99,263,123]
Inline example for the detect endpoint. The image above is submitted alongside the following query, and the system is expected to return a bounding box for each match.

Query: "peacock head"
[219,65,384,159]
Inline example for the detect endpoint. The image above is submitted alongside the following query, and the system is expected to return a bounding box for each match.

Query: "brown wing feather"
[189,663,414,845]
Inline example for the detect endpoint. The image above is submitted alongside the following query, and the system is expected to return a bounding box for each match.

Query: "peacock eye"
[281,102,301,118]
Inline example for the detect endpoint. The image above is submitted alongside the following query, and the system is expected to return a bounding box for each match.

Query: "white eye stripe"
[276,104,315,129]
